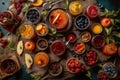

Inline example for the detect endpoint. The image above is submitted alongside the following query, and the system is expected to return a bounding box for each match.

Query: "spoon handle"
[51,0,63,6]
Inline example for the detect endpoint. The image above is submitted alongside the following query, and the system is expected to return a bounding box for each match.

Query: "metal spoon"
[43,0,63,10]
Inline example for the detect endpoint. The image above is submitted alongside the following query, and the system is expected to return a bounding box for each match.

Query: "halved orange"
[32,0,44,7]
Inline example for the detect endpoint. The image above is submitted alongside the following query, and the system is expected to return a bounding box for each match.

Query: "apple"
[25,41,35,51]
[101,18,111,27]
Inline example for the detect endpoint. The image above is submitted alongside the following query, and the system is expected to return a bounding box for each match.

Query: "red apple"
[101,18,111,27]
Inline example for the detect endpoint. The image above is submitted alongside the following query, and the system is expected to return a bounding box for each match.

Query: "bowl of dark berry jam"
[0,59,18,75]
[36,38,48,50]
[74,14,90,30]
[91,35,105,48]
[26,8,41,24]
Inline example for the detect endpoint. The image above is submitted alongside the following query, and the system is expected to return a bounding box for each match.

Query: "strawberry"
[71,68,75,72]
[70,62,75,68]
[75,68,80,73]
[69,59,74,63]
[75,60,79,65]
[67,63,71,68]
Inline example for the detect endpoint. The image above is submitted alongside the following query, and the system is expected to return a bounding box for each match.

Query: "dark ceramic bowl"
[102,63,118,78]
[74,14,90,30]
[36,38,48,50]
[91,35,105,48]
[0,59,18,75]
[26,8,41,24]
[49,62,63,76]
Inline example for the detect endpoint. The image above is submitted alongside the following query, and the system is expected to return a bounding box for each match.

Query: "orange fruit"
[32,0,44,7]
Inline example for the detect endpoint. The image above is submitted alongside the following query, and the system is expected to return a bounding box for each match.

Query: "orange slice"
[32,0,44,7]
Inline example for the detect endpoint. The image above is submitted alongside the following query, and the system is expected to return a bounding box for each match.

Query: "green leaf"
[85,71,92,79]
[65,0,69,9]
[113,33,120,38]
[30,74,41,80]
[51,28,56,34]
[55,33,64,37]
[110,19,115,25]
[115,19,120,23]
[98,63,103,67]
[15,29,20,36]
[104,28,110,35]
[42,10,49,16]
[100,13,106,17]
[8,40,14,48]
[22,3,30,13]
[9,47,16,51]
[106,37,110,44]
[105,8,109,14]
[49,0,53,4]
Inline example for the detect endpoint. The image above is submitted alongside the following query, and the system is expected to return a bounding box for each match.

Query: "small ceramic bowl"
[36,38,48,50]
[0,59,18,75]
[49,62,63,76]
[83,50,98,66]
[26,8,41,24]
[80,31,91,43]
[65,31,77,43]
[73,42,86,55]
[50,40,66,56]
[35,23,49,36]
[91,35,105,48]
[34,52,49,67]
[91,23,103,34]
[74,14,90,30]
[66,58,86,74]
[102,63,118,79]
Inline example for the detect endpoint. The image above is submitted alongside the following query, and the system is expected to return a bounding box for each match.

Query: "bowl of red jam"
[50,40,66,56]
[91,35,105,48]
[86,5,99,18]
[65,32,77,43]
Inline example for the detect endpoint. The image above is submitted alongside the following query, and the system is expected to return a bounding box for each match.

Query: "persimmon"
[102,43,117,55]
[25,41,35,51]
[101,18,111,28]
